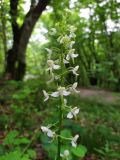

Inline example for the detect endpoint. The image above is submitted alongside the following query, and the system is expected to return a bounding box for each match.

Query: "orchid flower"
[66,49,78,62]
[67,107,79,119]
[41,126,55,138]
[47,60,60,73]
[57,35,71,44]
[43,90,49,102]
[69,82,80,93]
[51,87,70,97]
[60,150,70,159]
[71,134,79,147]
[71,65,79,76]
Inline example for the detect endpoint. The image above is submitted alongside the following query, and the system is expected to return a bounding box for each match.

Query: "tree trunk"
[4,0,51,81]
[5,47,26,80]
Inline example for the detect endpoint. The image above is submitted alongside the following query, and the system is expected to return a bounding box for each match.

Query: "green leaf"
[4,130,19,145]
[71,145,87,157]
[27,149,36,159]
[61,129,72,138]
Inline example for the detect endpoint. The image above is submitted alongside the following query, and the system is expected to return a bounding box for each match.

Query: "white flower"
[50,28,57,35]
[71,135,79,147]
[69,41,75,49]
[51,87,70,97]
[45,48,52,59]
[66,49,78,61]
[60,150,70,158]
[69,26,77,33]
[69,82,80,93]
[58,35,71,44]
[71,65,79,76]
[63,59,69,64]
[41,126,55,138]
[43,90,49,101]
[47,60,60,72]
[67,107,79,119]
[69,32,76,38]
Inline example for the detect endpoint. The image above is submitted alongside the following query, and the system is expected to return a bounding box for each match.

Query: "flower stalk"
[41,13,80,160]
[57,50,64,160]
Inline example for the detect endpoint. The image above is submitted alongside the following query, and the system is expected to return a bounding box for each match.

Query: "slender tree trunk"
[5,0,51,80]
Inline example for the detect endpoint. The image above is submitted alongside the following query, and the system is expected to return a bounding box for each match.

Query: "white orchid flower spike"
[67,107,79,119]
[51,87,70,97]
[71,134,79,147]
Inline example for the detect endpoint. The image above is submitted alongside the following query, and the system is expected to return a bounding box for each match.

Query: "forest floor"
[0,82,120,160]
[79,87,120,104]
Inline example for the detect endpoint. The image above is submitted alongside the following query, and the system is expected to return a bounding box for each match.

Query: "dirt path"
[79,88,120,104]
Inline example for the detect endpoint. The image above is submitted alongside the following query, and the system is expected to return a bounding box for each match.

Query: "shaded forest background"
[0,0,120,91]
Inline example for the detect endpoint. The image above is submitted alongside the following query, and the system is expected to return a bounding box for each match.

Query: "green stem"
[56,51,64,160]
[56,97,63,160]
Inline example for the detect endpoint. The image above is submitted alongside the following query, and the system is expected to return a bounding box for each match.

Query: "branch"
[21,0,51,29]
[17,0,51,58]
[10,0,19,42]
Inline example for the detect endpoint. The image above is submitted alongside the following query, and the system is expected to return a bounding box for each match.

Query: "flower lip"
[71,134,79,147]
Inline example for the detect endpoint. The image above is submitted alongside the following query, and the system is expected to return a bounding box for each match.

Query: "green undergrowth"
[0,79,120,159]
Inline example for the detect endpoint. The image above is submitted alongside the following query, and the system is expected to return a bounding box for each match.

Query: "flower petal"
[51,91,59,97]
[72,53,78,58]
[67,112,73,119]
[43,90,49,101]
[73,82,78,89]
[63,59,69,64]
[74,108,80,115]
[53,65,60,69]
[41,126,49,133]
[47,129,55,138]
[63,90,71,96]
[71,134,79,147]
[66,54,70,61]
[74,65,79,71]
[71,140,77,147]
